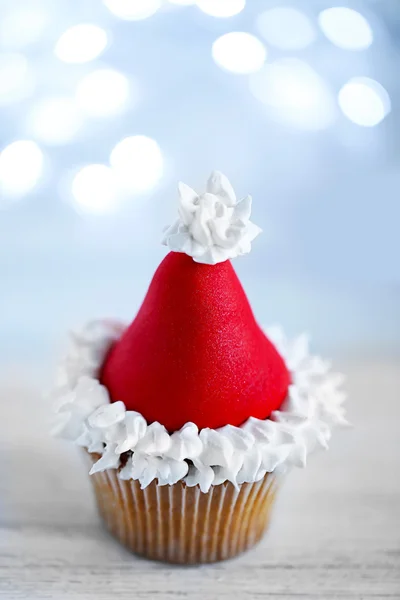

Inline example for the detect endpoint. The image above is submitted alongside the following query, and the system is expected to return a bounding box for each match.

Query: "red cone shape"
[100,252,290,432]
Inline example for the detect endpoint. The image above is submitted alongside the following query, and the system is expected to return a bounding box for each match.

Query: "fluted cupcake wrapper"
[87,455,279,564]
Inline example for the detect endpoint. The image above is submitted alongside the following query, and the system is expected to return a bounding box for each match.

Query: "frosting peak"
[162,171,262,265]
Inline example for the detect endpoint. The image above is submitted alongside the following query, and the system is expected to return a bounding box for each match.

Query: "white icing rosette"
[162,171,262,265]
[52,320,347,493]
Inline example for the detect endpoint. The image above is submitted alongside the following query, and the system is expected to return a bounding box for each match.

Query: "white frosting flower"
[185,460,215,493]
[115,411,147,454]
[52,320,347,493]
[165,422,203,461]
[89,443,120,474]
[162,171,262,265]
[120,454,189,488]
[135,422,171,455]
[52,376,109,442]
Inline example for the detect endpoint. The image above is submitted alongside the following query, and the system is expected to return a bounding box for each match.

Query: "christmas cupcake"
[52,171,347,564]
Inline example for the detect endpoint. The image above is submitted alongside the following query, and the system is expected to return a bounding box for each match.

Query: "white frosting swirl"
[52,320,347,493]
[162,171,262,265]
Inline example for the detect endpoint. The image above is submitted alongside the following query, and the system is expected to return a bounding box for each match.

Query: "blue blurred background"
[0,0,399,372]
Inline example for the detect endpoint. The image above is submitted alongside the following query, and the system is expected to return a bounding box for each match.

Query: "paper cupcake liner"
[87,454,279,564]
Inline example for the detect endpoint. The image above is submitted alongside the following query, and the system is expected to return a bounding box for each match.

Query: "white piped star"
[162,171,262,265]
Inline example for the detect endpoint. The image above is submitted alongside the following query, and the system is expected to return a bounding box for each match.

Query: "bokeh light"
[338,77,390,127]
[103,0,161,20]
[212,32,266,74]
[71,164,120,214]
[196,0,245,18]
[0,140,44,198]
[256,7,316,51]
[27,97,83,146]
[75,69,130,117]
[318,7,373,51]
[0,53,34,107]
[110,135,163,193]
[0,7,48,49]
[55,24,109,64]
[169,0,195,5]
[250,58,335,130]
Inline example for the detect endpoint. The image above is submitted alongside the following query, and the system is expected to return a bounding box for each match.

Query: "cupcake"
[52,171,347,564]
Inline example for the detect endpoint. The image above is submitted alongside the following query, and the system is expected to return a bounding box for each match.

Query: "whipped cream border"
[52,320,347,493]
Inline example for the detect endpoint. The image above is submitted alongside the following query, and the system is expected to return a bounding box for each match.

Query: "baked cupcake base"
[87,453,278,564]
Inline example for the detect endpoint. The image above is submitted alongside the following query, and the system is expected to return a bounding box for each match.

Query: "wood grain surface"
[1,361,399,599]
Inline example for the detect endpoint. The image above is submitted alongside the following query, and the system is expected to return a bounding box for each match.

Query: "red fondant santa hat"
[100,172,290,432]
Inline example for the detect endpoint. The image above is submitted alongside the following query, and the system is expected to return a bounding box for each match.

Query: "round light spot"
[318,7,373,50]
[75,69,130,117]
[256,7,316,50]
[110,135,163,193]
[338,77,390,127]
[0,8,48,49]
[212,32,266,74]
[196,0,245,18]
[0,140,44,197]
[27,97,83,146]
[55,24,108,64]
[250,58,335,130]
[0,53,34,106]
[71,165,120,214]
[103,0,161,20]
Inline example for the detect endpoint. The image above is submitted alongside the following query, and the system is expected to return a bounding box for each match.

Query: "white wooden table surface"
[1,361,399,599]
